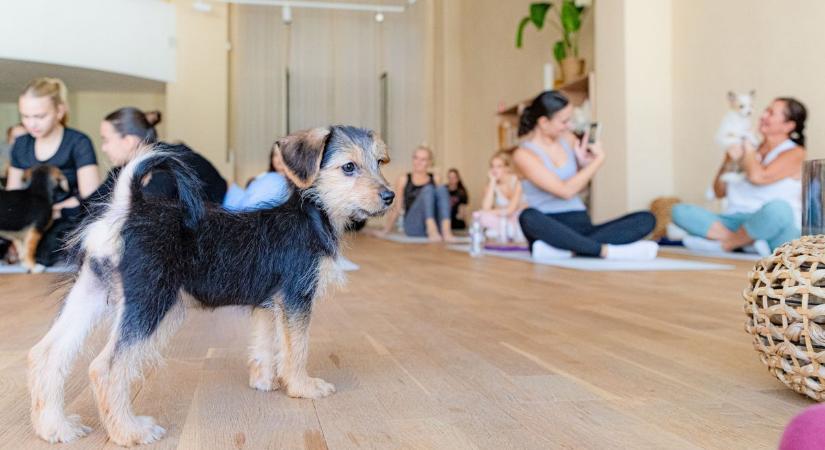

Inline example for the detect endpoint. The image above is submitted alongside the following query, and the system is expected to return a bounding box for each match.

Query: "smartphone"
[587,122,601,145]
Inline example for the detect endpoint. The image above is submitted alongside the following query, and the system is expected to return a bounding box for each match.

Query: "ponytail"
[518,90,570,136]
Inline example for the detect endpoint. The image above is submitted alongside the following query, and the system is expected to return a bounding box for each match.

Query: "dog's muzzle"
[379,189,395,207]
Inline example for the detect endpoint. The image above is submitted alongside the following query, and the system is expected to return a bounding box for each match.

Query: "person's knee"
[420,184,435,196]
[671,203,690,225]
[636,211,656,234]
[518,208,541,229]
[761,200,794,228]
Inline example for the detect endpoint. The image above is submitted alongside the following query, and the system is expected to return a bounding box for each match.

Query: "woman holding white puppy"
[672,97,807,255]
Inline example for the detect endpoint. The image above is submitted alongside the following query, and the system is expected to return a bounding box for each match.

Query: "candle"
[543,63,554,91]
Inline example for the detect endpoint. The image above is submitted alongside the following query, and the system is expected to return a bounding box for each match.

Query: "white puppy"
[716,90,758,184]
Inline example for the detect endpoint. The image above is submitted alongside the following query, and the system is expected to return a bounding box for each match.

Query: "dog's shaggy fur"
[28,126,393,446]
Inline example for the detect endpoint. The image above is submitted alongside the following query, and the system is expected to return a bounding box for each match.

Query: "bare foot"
[427,233,443,243]
[442,233,458,243]
[721,227,753,251]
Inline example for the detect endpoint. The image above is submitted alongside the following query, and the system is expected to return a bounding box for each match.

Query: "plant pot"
[560,57,585,83]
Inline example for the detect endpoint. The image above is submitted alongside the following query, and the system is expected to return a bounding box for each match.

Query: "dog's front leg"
[248,306,279,391]
[275,302,335,399]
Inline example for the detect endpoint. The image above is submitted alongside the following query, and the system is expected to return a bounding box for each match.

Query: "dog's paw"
[286,377,336,399]
[35,414,92,444]
[249,373,279,392]
[109,416,166,447]
[28,264,46,274]
[248,360,278,391]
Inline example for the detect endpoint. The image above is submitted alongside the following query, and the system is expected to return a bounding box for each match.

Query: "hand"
[487,169,497,184]
[742,138,756,154]
[726,143,744,161]
[587,141,605,161]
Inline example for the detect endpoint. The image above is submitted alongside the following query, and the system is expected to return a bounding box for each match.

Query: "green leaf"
[560,0,581,33]
[529,2,552,29]
[553,40,566,62]
[516,17,531,48]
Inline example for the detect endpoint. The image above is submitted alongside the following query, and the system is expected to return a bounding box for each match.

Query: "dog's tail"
[114,145,206,229]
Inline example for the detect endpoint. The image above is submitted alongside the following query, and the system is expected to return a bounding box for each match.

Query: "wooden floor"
[0,236,812,449]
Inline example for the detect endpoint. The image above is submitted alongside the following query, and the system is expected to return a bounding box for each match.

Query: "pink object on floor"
[780,404,825,450]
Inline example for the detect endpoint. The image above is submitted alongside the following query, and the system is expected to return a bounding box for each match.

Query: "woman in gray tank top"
[512,91,658,260]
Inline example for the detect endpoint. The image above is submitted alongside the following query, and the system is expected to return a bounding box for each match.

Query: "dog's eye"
[342,162,356,175]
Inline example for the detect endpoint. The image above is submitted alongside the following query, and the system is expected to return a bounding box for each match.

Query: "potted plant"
[516,0,591,83]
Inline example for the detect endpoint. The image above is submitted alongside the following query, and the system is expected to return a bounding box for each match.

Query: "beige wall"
[672,0,825,204]
[166,0,231,179]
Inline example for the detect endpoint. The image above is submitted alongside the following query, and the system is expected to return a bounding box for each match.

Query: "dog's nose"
[380,190,395,206]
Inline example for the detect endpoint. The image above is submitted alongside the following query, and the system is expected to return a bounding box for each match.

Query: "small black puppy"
[28,126,394,446]
[0,165,68,272]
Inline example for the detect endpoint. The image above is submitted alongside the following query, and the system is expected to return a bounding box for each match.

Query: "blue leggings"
[404,185,451,237]
[671,200,799,250]
[519,209,656,257]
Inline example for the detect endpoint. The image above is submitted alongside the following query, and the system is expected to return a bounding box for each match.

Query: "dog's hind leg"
[276,301,335,399]
[22,227,45,273]
[28,264,110,443]
[248,305,279,391]
[88,288,185,447]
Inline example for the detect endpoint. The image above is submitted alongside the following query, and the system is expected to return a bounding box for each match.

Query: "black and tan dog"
[0,165,68,273]
[28,126,394,446]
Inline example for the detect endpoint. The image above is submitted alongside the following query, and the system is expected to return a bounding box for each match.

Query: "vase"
[560,57,584,83]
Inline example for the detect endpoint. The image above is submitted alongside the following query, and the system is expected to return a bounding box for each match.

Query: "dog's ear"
[275,127,331,189]
[22,168,32,183]
[749,89,756,98]
[727,91,737,105]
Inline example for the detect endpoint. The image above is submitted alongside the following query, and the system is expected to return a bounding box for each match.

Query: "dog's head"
[26,165,70,199]
[728,90,755,117]
[275,125,394,229]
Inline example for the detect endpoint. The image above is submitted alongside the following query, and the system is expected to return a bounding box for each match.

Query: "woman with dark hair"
[447,168,469,229]
[672,97,807,255]
[87,107,227,214]
[513,90,657,261]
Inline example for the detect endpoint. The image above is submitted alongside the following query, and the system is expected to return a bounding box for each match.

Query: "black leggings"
[519,209,655,257]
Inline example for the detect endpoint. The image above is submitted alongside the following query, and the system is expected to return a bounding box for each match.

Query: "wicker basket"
[744,235,825,400]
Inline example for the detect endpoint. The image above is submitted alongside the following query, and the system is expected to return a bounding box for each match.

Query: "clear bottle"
[470,212,484,257]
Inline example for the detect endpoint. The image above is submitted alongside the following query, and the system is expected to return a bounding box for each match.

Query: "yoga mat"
[374,232,471,244]
[0,264,77,274]
[448,245,735,272]
[660,247,762,262]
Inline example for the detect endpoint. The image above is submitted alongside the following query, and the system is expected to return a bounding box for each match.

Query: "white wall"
[0,0,175,82]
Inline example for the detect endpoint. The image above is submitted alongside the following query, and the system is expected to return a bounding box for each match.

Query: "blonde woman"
[7,78,99,265]
[378,145,456,242]
[475,151,526,242]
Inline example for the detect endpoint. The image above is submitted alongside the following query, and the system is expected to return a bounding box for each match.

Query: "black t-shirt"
[10,128,97,201]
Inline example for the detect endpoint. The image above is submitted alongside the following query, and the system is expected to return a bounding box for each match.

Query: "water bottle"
[498,215,509,243]
[470,212,484,257]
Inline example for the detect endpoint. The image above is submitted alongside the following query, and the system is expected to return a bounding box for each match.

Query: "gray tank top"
[520,140,586,214]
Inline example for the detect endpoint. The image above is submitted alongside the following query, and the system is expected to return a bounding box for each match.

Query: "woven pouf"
[744,235,825,400]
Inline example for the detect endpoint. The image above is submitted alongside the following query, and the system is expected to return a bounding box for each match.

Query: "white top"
[725,139,801,224]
